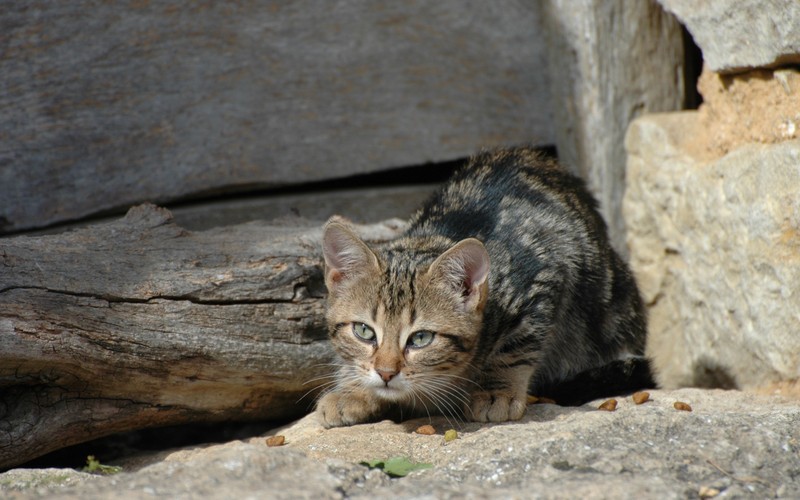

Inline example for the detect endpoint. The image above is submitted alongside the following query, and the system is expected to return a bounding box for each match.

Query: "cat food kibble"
[415,424,436,435]
[266,435,285,447]
[444,429,458,442]
[698,486,720,498]
[598,398,617,411]
[674,401,692,412]
[632,391,650,404]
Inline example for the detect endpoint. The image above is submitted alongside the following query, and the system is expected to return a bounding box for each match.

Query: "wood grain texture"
[0,204,405,469]
[0,0,552,233]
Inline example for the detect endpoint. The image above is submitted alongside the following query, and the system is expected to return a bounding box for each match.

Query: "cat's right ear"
[322,220,380,294]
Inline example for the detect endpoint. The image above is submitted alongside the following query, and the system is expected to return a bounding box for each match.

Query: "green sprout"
[82,455,122,475]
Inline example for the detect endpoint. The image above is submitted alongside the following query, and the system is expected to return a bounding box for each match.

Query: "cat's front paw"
[316,390,382,428]
[468,391,527,423]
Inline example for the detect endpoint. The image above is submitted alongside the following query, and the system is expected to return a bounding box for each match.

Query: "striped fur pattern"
[317,147,646,427]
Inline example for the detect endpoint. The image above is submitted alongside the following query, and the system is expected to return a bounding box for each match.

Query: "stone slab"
[2,389,798,499]
[542,0,685,252]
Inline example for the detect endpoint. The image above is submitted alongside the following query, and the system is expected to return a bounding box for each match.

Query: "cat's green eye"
[352,322,376,342]
[408,330,435,348]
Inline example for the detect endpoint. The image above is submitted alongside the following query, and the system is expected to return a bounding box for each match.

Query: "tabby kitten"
[317,147,646,427]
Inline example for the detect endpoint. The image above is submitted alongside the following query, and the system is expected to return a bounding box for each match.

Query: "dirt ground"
[687,66,800,160]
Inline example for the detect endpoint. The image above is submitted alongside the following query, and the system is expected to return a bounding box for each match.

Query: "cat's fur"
[317,147,647,427]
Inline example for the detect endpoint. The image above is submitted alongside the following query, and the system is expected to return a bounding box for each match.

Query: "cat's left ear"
[429,238,490,313]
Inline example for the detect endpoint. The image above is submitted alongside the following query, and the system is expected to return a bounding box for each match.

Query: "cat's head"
[320,219,490,408]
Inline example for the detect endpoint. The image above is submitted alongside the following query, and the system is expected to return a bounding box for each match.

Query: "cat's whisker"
[414,380,467,428]
[296,377,347,404]
[300,362,357,388]
[301,374,339,386]
[438,370,484,391]
[416,380,470,409]
[306,361,348,368]
[426,373,474,394]
[297,372,359,404]
[299,370,341,388]
[421,393,463,430]
[406,388,447,417]
[408,387,437,425]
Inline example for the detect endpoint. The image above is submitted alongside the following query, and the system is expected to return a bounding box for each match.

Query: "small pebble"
[632,391,650,405]
[698,486,720,498]
[415,424,436,435]
[266,435,286,447]
[598,399,618,411]
[674,401,693,412]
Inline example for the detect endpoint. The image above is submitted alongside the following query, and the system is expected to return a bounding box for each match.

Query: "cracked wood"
[0,204,405,469]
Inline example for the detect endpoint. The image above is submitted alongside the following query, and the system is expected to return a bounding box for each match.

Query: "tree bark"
[0,204,405,470]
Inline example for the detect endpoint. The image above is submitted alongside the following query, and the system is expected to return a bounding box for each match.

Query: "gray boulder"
[659,0,800,72]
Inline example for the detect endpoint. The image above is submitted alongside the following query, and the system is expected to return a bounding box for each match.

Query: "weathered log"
[0,204,405,470]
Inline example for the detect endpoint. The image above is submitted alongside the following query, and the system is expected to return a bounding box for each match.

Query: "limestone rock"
[542,0,685,252]
[624,112,800,390]
[659,0,800,72]
[3,389,798,498]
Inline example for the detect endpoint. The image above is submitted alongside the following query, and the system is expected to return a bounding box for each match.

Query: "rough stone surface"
[659,0,800,73]
[687,67,800,160]
[0,469,93,496]
[624,112,800,390]
[542,0,685,253]
[2,389,798,498]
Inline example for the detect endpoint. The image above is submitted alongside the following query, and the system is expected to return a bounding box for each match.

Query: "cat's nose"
[375,368,397,383]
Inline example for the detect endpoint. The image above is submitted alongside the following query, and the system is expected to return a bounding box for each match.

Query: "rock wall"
[627,2,800,390]
[543,0,685,252]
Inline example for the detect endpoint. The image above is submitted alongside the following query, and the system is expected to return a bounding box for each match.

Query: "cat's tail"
[532,357,656,406]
